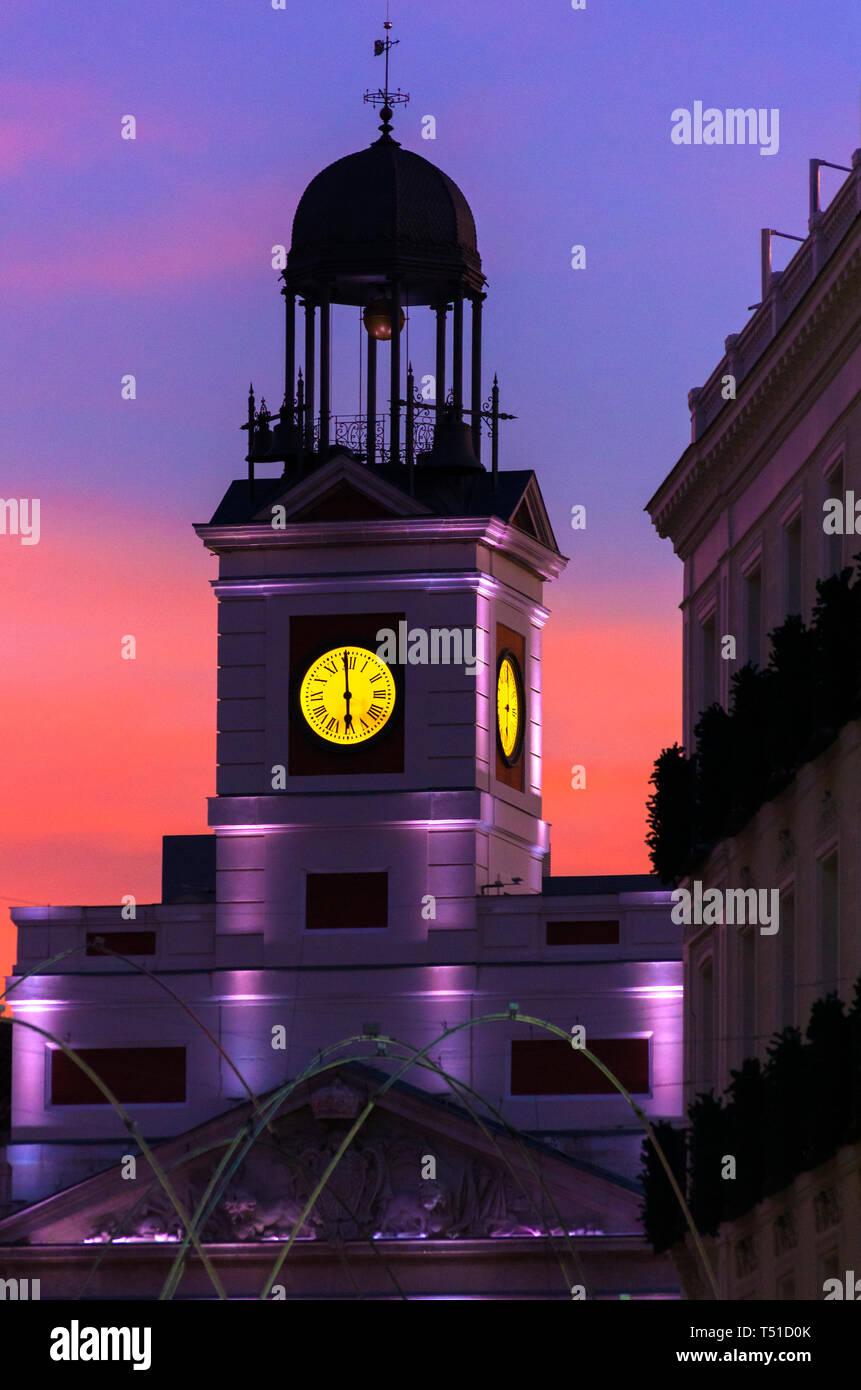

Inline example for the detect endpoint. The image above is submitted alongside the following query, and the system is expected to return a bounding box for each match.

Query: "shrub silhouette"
[639,1120,687,1254]
[686,1091,726,1237]
[762,1026,806,1195]
[647,554,861,879]
[645,743,696,884]
[642,979,861,1252]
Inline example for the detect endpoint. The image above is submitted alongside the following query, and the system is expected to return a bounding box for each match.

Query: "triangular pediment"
[254,454,432,526]
[0,1064,641,1247]
[510,475,558,551]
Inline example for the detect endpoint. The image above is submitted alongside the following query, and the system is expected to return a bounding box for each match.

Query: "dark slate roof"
[204,466,539,530]
[206,476,295,526]
[287,139,482,296]
[541,875,671,896]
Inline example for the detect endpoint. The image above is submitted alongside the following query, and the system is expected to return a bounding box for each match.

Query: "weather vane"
[364,7,409,142]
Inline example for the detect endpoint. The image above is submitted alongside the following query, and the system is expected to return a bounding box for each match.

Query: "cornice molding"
[195,515,568,582]
[648,234,861,549]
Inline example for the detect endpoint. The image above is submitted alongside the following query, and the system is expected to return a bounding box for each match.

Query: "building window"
[510,1038,649,1096]
[779,889,795,1030]
[783,516,802,616]
[699,613,717,710]
[545,920,620,946]
[817,1249,841,1292]
[305,871,388,930]
[818,851,839,990]
[740,929,756,1061]
[822,460,844,580]
[698,960,714,1091]
[51,1047,186,1105]
[744,566,762,667]
[85,932,156,957]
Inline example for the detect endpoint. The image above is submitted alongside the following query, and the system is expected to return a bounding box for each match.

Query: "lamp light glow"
[363,296,405,340]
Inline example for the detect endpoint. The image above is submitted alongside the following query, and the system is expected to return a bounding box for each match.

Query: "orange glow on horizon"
[0,505,216,988]
[0,516,680,987]
[542,601,681,875]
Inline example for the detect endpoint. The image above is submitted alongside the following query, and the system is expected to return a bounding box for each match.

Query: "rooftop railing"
[689,151,861,443]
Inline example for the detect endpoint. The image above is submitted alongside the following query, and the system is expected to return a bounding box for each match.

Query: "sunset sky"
[2,0,858,983]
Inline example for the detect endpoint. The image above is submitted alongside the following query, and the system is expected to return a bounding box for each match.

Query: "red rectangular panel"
[546,920,620,946]
[51,1047,186,1104]
[306,872,388,930]
[85,932,156,956]
[510,1038,649,1095]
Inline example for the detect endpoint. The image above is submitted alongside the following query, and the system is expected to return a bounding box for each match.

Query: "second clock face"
[299,645,396,746]
[496,650,525,764]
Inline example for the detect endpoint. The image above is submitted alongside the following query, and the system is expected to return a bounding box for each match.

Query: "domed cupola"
[246,21,510,483]
[287,141,483,305]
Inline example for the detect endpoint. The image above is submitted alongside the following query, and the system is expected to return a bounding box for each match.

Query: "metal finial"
[364,11,409,144]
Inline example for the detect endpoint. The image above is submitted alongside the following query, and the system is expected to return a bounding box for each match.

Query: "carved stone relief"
[813,1186,841,1234]
[773,1210,798,1256]
[84,1108,575,1245]
[734,1235,758,1279]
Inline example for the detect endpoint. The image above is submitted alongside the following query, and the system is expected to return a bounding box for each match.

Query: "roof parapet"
[687,149,861,445]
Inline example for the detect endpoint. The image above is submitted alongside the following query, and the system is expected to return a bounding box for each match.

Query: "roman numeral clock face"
[299,645,396,747]
[496,650,525,764]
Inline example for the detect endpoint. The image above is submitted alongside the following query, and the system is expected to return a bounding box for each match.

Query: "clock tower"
[195,71,566,960]
[4,37,682,1291]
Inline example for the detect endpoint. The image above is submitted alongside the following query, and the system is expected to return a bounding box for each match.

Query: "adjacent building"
[647,148,861,1299]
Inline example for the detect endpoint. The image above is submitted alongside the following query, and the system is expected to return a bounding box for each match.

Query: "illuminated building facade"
[647,148,861,1299]
[1,55,682,1299]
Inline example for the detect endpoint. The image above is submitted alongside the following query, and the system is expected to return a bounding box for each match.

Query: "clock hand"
[342,650,353,729]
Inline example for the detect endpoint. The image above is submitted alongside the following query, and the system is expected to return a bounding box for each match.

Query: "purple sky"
[3,0,858,563]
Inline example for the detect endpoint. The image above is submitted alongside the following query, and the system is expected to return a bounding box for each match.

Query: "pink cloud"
[0,175,297,295]
[0,78,219,179]
[0,80,95,176]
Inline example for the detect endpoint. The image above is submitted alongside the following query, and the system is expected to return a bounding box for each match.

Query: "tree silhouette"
[804,993,852,1169]
[639,1121,687,1254]
[642,979,861,1251]
[687,1091,727,1237]
[646,555,861,880]
[762,1026,806,1195]
[645,743,696,883]
[723,1058,765,1219]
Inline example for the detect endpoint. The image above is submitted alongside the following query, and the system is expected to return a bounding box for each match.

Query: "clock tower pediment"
[510,474,558,552]
[256,454,433,525]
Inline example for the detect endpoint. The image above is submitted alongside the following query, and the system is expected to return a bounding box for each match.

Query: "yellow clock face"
[299,645,396,746]
[497,652,524,763]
